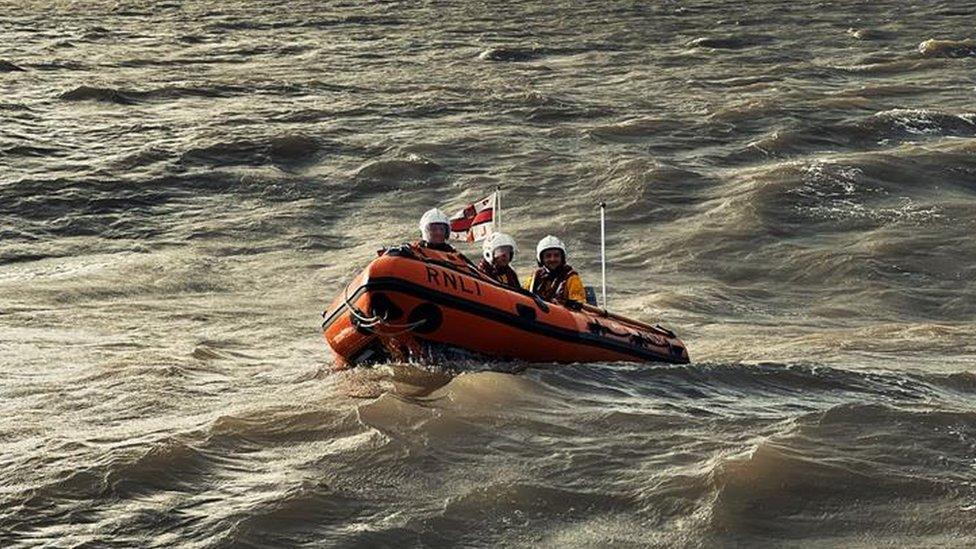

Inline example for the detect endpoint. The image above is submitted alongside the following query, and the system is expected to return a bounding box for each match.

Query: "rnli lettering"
[442,271,458,290]
[459,277,479,295]
[424,266,482,296]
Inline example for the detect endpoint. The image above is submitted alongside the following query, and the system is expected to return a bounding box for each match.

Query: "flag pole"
[495,185,502,231]
[599,201,607,308]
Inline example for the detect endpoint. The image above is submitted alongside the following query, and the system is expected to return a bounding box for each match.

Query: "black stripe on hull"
[324,277,689,365]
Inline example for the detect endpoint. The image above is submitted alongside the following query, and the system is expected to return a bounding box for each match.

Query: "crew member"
[477,232,520,288]
[523,235,586,304]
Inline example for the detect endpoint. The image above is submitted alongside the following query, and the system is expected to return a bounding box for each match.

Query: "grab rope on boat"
[341,284,427,334]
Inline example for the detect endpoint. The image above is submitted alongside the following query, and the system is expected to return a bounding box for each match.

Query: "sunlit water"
[2,1,975,546]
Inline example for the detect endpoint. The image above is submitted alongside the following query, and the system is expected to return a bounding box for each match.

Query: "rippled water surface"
[2,1,976,546]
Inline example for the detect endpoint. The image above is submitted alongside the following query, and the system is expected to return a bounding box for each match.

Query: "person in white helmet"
[477,232,520,288]
[523,235,586,304]
[416,208,458,253]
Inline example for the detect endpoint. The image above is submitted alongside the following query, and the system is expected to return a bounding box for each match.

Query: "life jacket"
[477,258,521,289]
[526,264,583,303]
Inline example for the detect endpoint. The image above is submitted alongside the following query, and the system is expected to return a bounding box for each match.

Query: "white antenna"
[599,201,607,308]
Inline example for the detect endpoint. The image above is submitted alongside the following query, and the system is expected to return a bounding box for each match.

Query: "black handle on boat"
[532,294,550,313]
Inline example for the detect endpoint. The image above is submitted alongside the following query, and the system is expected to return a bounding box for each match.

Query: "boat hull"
[322,251,690,369]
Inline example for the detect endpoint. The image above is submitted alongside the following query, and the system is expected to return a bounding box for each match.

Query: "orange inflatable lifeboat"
[321,244,690,369]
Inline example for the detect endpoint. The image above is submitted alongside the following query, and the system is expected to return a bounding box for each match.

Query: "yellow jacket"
[524,267,586,303]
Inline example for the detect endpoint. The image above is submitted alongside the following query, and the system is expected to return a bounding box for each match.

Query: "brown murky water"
[2,1,975,546]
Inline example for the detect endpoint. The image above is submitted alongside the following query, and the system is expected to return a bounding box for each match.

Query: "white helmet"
[482,232,518,262]
[419,208,451,241]
[536,235,566,265]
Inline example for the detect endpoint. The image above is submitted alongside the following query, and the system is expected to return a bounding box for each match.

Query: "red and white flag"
[449,192,497,242]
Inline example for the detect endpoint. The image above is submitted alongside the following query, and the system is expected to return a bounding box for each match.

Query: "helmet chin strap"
[540,260,565,272]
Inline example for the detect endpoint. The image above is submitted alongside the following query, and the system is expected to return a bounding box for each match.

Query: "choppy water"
[2,0,976,546]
